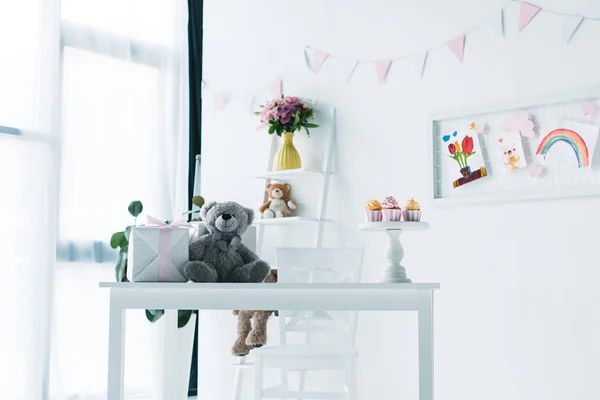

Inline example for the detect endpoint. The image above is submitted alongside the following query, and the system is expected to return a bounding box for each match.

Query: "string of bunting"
[205,0,600,113]
[305,0,600,83]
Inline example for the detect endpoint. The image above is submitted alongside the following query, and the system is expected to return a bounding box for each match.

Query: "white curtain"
[1,0,189,398]
[0,0,60,398]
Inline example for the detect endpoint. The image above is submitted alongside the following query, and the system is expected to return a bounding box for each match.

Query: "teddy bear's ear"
[200,201,216,220]
[285,183,291,191]
[245,207,255,225]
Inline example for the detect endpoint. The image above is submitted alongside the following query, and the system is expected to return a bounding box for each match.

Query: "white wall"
[200,1,600,399]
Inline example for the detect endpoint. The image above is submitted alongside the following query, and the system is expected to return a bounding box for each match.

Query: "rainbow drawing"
[536,128,589,168]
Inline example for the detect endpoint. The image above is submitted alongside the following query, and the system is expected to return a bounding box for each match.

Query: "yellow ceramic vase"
[273,132,301,171]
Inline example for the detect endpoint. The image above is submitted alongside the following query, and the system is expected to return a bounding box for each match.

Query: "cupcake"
[381,196,402,222]
[403,198,422,221]
[364,199,383,222]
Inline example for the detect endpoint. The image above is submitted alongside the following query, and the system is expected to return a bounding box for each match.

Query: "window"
[50,1,189,398]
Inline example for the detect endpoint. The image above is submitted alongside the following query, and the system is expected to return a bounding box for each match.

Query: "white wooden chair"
[252,247,364,400]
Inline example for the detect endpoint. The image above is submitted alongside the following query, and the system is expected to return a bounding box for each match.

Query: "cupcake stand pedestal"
[358,221,429,283]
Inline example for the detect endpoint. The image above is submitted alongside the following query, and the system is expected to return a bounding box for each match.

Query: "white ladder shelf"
[255,107,336,252]
[233,107,337,399]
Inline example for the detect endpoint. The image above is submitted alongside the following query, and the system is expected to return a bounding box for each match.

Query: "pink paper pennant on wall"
[518,2,540,33]
[447,35,465,63]
[213,92,228,112]
[308,48,328,73]
[582,100,596,116]
[374,60,392,84]
[268,79,282,98]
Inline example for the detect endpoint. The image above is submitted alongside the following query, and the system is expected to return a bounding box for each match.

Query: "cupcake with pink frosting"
[381,196,402,221]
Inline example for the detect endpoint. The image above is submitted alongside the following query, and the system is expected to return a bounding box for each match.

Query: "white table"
[100,282,439,400]
[359,221,430,283]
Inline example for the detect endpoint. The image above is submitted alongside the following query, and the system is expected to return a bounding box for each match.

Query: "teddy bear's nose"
[222,213,232,221]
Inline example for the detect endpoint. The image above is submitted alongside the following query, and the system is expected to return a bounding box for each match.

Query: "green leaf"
[145,309,165,323]
[178,310,194,328]
[294,113,300,125]
[268,126,275,134]
[304,127,310,137]
[304,123,319,128]
[128,201,143,217]
[110,231,127,249]
[124,226,133,241]
[191,195,205,207]
[115,247,128,282]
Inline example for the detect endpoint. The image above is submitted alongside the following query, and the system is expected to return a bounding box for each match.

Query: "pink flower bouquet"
[256,95,319,136]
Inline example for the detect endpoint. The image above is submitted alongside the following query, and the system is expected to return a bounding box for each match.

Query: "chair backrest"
[275,247,364,347]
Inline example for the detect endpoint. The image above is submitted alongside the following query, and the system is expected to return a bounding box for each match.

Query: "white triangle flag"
[562,15,583,44]
[343,60,359,83]
[413,52,427,78]
[484,9,504,38]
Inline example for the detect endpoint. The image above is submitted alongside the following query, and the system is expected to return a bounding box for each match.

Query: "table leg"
[107,295,126,400]
[381,229,411,283]
[418,291,434,400]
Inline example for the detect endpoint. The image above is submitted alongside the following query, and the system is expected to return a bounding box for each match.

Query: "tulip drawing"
[447,135,476,171]
[462,135,474,155]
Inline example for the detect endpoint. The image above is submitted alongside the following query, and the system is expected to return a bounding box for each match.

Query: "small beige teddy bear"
[259,183,297,218]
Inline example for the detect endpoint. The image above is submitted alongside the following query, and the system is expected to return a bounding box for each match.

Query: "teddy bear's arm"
[189,235,209,260]
[287,199,297,210]
[258,201,271,214]
[237,244,259,263]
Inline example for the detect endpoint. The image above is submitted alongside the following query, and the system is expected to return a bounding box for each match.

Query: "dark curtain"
[187,0,203,396]
[188,0,203,212]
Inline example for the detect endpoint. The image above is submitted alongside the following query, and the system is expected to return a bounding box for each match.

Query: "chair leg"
[297,370,306,400]
[254,356,263,400]
[346,359,356,400]
[234,367,245,400]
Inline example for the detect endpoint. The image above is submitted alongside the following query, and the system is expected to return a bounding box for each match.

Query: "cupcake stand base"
[358,221,430,283]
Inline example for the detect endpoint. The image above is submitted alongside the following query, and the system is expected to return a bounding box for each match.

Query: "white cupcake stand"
[358,221,429,283]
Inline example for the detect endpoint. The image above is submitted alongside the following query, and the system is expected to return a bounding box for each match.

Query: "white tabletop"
[100,282,439,290]
[99,282,439,311]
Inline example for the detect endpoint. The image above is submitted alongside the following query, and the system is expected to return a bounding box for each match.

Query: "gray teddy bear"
[183,201,271,283]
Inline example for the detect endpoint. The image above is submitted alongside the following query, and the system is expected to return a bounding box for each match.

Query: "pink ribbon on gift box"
[146,216,192,282]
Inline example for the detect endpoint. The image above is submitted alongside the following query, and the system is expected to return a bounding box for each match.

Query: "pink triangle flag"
[447,35,465,63]
[268,79,282,98]
[309,49,328,73]
[213,92,228,112]
[374,60,392,84]
[519,2,540,32]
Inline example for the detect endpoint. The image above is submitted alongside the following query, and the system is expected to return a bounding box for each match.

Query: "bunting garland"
[204,1,600,113]
[303,0,600,83]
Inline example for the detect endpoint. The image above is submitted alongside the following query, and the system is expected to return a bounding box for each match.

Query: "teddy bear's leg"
[230,260,271,283]
[183,261,219,282]
[245,311,270,348]
[232,311,253,356]
[262,209,275,219]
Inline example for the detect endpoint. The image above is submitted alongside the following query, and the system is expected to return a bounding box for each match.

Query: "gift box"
[127,222,190,282]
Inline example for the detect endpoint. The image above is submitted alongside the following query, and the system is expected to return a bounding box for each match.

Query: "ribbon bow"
[146,215,192,228]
